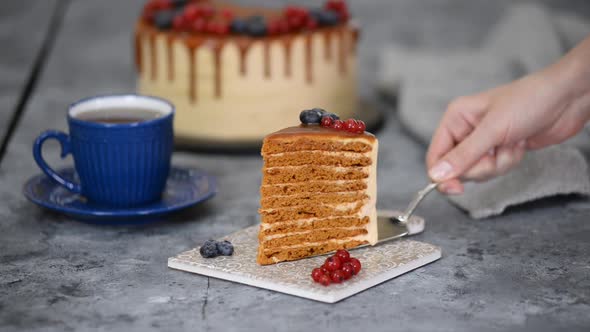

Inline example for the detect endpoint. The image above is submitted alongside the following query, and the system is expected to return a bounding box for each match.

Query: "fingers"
[438,179,464,195]
[461,141,527,182]
[428,114,501,183]
[426,95,488,169]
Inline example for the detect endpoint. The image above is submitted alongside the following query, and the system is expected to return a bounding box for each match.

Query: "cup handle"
[33,130,82,194]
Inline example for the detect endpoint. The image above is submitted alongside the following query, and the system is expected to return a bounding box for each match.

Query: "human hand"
[426,53,590,195]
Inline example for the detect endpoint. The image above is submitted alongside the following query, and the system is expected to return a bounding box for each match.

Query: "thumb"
[428,119,500,182]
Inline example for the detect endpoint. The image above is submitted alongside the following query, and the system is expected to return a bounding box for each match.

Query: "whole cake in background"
[257,109,378,265]
[135,0,359,143]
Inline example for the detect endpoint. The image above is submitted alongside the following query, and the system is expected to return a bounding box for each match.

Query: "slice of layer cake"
[257,110,378,265]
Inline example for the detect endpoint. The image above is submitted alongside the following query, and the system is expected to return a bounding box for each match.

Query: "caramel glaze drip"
[263,40,271,78]
[148,31,157,80]
[134,22,357,103]
[337,28,347,75]
[237,39,252,75]
[304,33,312,83]
[166,35,175,81]
[323,31,333,61]
[134,29,142,73]
[283,37,293,78]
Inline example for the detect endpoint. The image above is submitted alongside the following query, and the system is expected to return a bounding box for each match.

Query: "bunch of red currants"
[311,249,362,286]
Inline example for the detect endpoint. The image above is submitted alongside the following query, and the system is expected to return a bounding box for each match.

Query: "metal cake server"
[375,182,439,244]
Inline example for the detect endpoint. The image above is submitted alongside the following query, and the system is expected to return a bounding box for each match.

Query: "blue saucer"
[23,166,217,225]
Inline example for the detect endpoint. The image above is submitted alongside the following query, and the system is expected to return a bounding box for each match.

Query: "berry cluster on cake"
[257,108,378,265]
[135,0,359,143]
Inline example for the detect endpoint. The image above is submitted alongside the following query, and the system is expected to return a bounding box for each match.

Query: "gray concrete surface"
[0,0,589,331]
[0,0,58,147]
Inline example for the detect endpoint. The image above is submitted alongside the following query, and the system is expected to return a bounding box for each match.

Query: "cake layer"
[260,180,368,196]
[259,201,365,224]
[257,239,367,265]
[263,165,369,185]
[260,191,367,209]
[262,138,372,154]
[263,151,372,167]
[260,227,367,247]
[259,216,370,236]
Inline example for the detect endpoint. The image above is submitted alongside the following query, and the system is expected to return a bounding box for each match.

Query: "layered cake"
[257,109,378,265]
[135,0,359,143]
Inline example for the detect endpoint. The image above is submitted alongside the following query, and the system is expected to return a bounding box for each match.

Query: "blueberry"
[246,20,267,37]
[199,240,219,258]
[324,112,340,120]
[299,109,324,124]
[310,107,327,115]
[230,18,248,34]
[310,9,339,26]
[154,10,175,30]
[247,15,265,23]
[216,240,234,256]
[171,0,187,8]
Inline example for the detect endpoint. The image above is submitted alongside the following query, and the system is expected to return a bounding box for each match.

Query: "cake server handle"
[395,182,438,224]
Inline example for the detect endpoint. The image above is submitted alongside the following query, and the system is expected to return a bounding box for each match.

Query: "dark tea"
[75,108,162,124]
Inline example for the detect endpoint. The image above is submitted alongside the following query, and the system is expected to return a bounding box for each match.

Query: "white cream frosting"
[261,226,368,241]
[262,234,370,251]
[265,151,372,158]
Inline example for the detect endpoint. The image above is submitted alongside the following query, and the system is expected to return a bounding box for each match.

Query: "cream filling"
[259,214,365,230]
[263,190,365,199]
[259,201,365,213]
[260,179,369,191]
[261,226,367,241]
[265,165,370,172]
[365,139,378,245]
[262,234,369,251]
[264,151,372,158]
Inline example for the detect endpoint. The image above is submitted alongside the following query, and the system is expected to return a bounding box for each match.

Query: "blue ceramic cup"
[33,94,174,207]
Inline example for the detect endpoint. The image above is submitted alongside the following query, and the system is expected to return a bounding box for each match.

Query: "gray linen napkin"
[377,3,590,218]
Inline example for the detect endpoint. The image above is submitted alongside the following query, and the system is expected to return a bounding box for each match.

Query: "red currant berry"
[338,9,350,22]
[342,262,355,275]
[153,0,173,10]
[200,5,215,19]
[335,249,350,262]
[325,0,347,13]
[192,19,207,32]
[356,120,366,133]
[306,18,318,30]
[221,9,234,20]
[288,16,304,29]
[206,21,218,33]
[331,120,344,130]
[285,6,300,18]
[341,263,354,279]
[324,256,342,272]
[331,270,346,283]
[320,116,333,127]
[344,119,357,132]
[320,266,331,276]
[173,15,187,30]
[319,274,331,286]
[216,22,230,35]
[268,20,280,35]
[349,257,362,274]
[183,4,201,21]
[277,19,290,33]
[143,9,156,23]
[311,268,324,282]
